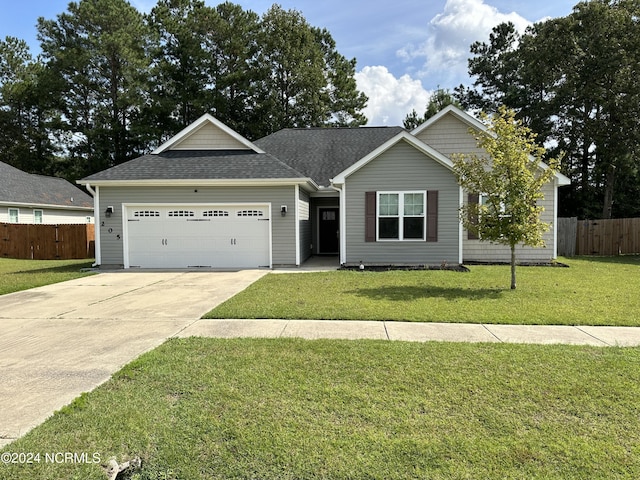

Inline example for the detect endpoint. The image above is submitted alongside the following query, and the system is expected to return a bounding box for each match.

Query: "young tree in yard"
[453,106,560,290]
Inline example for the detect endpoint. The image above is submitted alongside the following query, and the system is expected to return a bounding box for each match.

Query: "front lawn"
[2,338,639,479]
[206,256,640,326]
[0,258,95,295]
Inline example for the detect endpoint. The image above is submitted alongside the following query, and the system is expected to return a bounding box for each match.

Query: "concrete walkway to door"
[0,270,266,447]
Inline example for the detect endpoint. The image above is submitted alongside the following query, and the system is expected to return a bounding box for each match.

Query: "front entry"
[318,207,339,254]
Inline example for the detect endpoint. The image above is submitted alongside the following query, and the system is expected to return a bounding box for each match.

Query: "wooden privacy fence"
[0,223,95,260]
[558,217,640,256]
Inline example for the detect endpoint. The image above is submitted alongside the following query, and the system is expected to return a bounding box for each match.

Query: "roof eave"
[78,178,318,189]
[0,200,94,211]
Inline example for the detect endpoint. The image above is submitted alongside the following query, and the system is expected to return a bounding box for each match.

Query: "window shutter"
[426,190,438,242]
[467,193,479,240]
[365,191,376,242]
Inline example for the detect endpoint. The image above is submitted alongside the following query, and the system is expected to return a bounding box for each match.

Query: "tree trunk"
[510,244,516,290]
[602,163,616,219]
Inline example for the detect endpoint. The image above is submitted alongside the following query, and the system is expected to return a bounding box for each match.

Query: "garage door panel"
[126,205,270,269]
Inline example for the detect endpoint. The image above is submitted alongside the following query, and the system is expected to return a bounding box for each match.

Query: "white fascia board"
[412,105,487,136]
[0,200,93,211]
[152,113,265,154]
[77,178,319,189]
[332,131,455,184]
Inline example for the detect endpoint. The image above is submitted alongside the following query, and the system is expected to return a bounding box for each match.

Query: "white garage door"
[125,205,270,269]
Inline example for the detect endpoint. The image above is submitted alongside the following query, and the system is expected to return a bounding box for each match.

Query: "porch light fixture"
[105,206,114,218]
[280,205,287,216]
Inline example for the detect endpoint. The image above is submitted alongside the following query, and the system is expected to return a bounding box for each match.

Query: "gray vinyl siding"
[414,112,480,157]
[298,189,311,262]
[345,140,460,264]
[97,185,297,267]
[172,123,247,150]
[463,181,557,262]
[310,196,339,255]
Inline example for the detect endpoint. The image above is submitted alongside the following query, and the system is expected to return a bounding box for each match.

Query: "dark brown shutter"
[426,190,438,242]
[467,193,479,240]
[365,191,376,242]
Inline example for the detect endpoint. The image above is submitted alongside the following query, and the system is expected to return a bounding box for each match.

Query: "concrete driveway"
[0,270,266,447]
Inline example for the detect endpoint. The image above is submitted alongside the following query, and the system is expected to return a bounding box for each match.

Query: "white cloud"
[397,0,531,86]
[355,66,431,126]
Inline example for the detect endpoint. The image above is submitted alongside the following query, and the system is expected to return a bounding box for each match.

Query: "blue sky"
[1,0,578,125]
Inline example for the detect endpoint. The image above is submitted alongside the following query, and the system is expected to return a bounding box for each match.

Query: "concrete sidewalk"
[178,319,640,347]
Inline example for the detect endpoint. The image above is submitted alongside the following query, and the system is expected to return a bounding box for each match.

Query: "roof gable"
[412,105,570,186]
[412,104,487,136]
[153,114,265,153]
[332,131,455,184]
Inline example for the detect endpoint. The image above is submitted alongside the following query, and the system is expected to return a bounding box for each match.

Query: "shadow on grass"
[571,255,640,266]
[8,262,94,276]
[347,285,504,302]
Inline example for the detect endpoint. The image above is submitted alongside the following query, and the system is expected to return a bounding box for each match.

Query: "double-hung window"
[377,191,425,241]
[34,209,43,224]
[8,208,19,223]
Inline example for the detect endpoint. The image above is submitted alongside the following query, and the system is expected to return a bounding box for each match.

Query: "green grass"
[0,258,95,295]
[2,338,639,479]
[206,256,640,326]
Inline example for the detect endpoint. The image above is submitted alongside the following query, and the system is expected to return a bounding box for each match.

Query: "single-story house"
[78,105,570,269]
[1,161,94,224]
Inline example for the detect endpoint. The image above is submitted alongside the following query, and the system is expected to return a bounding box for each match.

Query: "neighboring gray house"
[78,106,569,269]
[0,161,94,225]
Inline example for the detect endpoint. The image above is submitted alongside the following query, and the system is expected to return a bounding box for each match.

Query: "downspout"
[553,178,559,260]
[459,186,464,264]
[85,183,101,267]
[294,184,300,266]
[329,181,346,265]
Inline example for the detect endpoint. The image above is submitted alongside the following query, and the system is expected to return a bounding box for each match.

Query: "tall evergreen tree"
[37,0,151,178]
[145,0,213,143]
[0,37,56,174]
[257,5,366,137]
[456,0,640,219]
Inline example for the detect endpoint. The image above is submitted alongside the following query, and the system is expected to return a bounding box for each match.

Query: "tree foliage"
[0,0,367,181]
[456,0,640,219]
[37,0,151,178]
[0,37,56,174]
[453,107,560,289]
[403,87,461,130]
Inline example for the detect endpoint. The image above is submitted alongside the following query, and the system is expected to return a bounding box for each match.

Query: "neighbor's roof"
[80,150,308,183]
[254,126,406,186]
[0,161,93,209]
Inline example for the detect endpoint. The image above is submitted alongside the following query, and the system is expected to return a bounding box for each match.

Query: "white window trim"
[376,190,426,242]
[8,208,19,223]
[34,209,44,224]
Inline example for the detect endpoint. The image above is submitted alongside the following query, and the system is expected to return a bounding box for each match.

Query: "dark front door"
[318,207,339,254]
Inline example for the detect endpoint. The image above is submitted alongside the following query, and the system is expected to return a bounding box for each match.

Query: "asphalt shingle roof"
[81,150,306,182]
[254,126,405,186]
[0,161,93,208]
